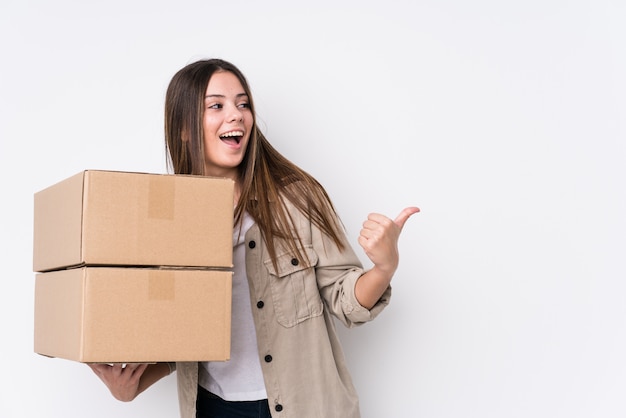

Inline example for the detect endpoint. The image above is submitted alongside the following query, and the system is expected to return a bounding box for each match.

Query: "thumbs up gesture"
[358,206,420,275]
[355,206,419,309]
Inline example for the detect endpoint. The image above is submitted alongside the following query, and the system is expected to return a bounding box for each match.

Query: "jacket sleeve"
[309,210,392,328]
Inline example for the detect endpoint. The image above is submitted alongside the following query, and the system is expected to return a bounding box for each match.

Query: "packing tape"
[148,175,175,220]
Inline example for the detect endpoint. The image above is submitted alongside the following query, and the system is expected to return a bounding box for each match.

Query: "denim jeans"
[196,385,271,418]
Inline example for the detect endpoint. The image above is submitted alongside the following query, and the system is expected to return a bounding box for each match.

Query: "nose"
[229,106,243,122]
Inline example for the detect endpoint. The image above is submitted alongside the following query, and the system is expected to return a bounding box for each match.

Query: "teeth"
[220,131,243,138]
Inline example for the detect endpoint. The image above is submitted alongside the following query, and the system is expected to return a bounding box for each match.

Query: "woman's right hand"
[88,363,149,402]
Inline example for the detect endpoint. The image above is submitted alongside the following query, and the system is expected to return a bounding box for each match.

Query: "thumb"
[394,206,420,229]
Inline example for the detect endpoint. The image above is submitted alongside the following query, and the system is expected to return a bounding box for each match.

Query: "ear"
[181,129,189,142]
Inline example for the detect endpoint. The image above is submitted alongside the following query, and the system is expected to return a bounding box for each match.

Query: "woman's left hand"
[358,206,420,275]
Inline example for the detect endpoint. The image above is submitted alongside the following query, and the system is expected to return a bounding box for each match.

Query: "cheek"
[203,116,221,136]
[245,115,254,131]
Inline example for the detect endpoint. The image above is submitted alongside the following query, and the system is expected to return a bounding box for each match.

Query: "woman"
[89,58,419,418]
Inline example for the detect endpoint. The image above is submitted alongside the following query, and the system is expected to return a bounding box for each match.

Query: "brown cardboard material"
[34,267,232,363]
[33,170,234,272]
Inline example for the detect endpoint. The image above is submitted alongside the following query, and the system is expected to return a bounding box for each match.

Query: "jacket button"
[290,258,299,266]
[275,404,283,412]
[257,301,264,309]
[264,355,272,363]
[248,240,256,249]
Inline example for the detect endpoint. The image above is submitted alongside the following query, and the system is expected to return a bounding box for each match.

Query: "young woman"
[89,58,419,418]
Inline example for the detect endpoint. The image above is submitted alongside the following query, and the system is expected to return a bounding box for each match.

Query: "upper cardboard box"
[33,170,234,272]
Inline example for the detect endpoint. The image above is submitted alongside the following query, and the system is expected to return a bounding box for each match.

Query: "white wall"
[1,1,624,417]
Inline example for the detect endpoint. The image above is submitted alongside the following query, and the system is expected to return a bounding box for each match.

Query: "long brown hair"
[164,59,345,267]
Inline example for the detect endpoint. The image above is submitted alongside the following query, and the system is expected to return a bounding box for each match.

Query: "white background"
[1,1,625,417]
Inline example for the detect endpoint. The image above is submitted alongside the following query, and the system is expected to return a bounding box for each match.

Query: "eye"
[207,103,223,109]
[237,102,250,109]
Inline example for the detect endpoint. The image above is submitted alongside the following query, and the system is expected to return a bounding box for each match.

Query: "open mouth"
[219,131,244,145]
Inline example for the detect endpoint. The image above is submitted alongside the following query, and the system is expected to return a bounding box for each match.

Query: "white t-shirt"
[198,212,267,401]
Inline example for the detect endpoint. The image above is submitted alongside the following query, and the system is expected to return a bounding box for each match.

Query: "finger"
[359,227,377,241]
[365,213,392,225]
[357,235,372,253]
[110,363,127,374]
[129,363,149,376]
[394,206,420,229]
[362,218,386,233]
[88,363,109,374]
[118,363,148,380]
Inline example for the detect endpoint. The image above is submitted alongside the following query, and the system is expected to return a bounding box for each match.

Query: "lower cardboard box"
[34,266,232,363]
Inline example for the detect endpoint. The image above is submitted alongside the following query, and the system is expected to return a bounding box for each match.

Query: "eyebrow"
[205,93,249,99]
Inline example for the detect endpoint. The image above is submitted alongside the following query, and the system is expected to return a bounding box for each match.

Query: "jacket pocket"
[263,247,322,327]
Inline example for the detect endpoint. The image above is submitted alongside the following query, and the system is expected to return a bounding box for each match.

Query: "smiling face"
[202,71,253,180]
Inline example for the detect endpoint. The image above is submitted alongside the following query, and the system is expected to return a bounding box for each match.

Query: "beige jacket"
[175,199,391,418]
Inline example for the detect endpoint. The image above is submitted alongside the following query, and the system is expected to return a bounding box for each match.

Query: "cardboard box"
[33,170,234,272]
[34,267,232,363]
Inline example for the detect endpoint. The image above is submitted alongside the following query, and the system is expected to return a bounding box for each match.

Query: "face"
[202,71,253,179]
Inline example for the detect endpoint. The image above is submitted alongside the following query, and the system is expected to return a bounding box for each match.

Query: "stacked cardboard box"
[33,170,234,363]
